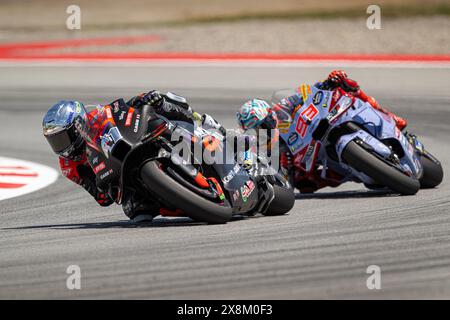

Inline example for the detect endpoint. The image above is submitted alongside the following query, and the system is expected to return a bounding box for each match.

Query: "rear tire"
[342,141,420,195]
[140,161,233,224]
[263,185,295,216]
[419,155,443,189]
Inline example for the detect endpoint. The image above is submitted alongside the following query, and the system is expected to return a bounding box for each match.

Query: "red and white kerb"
[0,157,58,201]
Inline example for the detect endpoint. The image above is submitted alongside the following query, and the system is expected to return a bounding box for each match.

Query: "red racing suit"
[273,70,407,193]
[59,107,113,207]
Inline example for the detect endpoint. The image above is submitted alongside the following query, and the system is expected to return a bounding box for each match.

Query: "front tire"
[419,155,443,189]
[342,141,420,195]
[140,161,233,224]
[263,185,295,216]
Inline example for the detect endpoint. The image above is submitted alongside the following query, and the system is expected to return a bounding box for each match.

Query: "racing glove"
[128,90,164,108]
[127,90,194,122]
[201,113,227,136]
[326,70,360,92]
[77,164,114,207]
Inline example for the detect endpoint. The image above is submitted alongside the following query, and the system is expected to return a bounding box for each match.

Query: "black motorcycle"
[84,95,294,224]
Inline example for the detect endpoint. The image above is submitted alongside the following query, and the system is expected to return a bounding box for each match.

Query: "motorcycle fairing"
[167,121,260,213]
[85,99,154,189]
[279,86,333,155]
[334,102,422,177]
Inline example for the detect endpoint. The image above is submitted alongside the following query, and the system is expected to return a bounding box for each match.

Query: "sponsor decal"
[278,122,290,129]
[222,163,240,184]
[101,126,123,158]
[93,162,106,174]
[413,138,424,153]
[312,91,323,106]
[300,84,311,101]
[240,180,256,202]
[304,144,314,159]
[105,107,113,119]
[133,114,141,133]
[96,105,105,115]
[125,108,134,127]
[232,189,240,202]
[61,169,71,177]
[326,107,339,120]
[296,104,318,138]
[100,169,113,180]
[288,132,298,145]
[119,111,126,121]
[322,92,331,108]
[330,90,342,111]
[302,104,319,122]
[75,101,82,114]
[302,142,321,173]
[278,121,291,134]
[112,101,120,113]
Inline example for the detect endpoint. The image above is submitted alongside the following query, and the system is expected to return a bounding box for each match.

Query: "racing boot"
[122,192,159,222]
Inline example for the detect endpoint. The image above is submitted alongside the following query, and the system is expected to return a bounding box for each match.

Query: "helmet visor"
[44,123,79,155]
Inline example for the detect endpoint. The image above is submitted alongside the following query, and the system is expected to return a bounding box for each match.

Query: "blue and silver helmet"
[42,100,87,158]
[236,99,277,130]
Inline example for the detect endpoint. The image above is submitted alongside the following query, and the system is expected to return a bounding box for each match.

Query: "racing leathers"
[274,70,407,193]
[58,90,222,220]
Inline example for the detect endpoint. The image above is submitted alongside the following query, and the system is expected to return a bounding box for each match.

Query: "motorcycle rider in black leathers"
[43,90,224,222]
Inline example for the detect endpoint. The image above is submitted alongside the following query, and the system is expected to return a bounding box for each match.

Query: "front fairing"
[278,86,333,155]
[82,100,158,190]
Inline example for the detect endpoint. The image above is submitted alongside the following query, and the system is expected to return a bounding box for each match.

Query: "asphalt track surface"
[0,63,449,299]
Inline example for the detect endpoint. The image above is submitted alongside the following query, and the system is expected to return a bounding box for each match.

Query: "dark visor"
[45,124,78,155]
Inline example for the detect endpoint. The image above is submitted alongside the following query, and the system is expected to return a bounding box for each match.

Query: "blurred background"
[0,0,449,55]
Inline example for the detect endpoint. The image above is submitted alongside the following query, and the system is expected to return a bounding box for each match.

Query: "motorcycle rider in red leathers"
[43,90,224,222]
[236,70,408,193]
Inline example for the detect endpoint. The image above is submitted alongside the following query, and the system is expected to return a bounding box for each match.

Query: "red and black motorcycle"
[79,95,294,224]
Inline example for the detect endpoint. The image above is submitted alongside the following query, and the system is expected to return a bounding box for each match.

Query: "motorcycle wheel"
[342,141,420,195]
[140,160,233,224]
[263,185,295,216]
[419,154,443,189]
